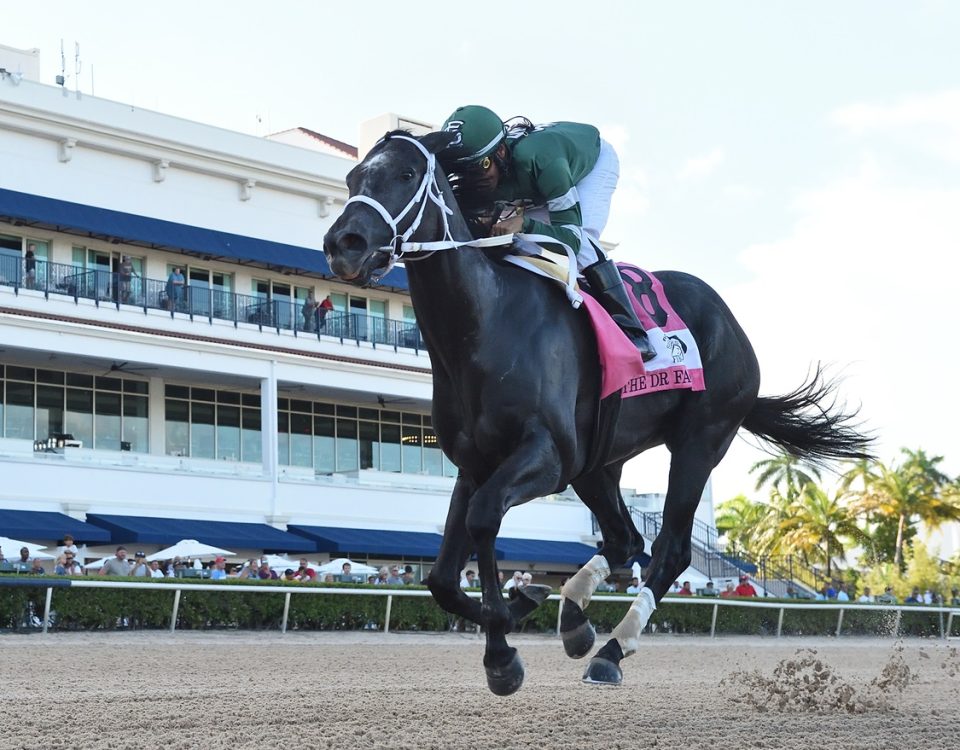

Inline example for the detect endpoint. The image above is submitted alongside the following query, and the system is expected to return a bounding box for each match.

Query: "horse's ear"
[420,130,458,155]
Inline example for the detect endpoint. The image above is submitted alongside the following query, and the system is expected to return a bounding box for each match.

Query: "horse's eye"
[400,170,416,181]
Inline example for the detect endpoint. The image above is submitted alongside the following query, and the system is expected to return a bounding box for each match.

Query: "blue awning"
[495,538,652,567]
[0,188,410,291]
[86,514,314,552]
[0,509,111,543]
[288,525,444,558]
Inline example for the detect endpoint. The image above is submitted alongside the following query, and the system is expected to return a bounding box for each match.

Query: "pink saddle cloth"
[581,264,706,399]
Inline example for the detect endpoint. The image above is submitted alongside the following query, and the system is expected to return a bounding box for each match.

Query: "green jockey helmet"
[440,105,506,168]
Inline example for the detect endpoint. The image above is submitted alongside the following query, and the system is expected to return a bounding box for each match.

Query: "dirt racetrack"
[1,631,958,749]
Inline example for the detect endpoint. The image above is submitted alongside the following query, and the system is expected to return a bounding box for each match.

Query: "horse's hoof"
[560,599,595,659]
[485,649,525,696]
[581,656,623,686]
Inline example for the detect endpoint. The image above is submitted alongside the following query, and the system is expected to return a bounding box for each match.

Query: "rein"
[344,134,582,308]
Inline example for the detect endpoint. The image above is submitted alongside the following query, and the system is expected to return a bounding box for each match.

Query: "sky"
[6,1,960,506]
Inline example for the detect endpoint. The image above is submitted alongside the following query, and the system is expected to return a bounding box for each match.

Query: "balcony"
[0,256,425,351]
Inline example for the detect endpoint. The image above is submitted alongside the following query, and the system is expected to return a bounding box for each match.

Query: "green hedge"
[0,581,956,637]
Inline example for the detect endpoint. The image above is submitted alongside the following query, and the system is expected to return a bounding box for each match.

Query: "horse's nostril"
[339,232,366,253]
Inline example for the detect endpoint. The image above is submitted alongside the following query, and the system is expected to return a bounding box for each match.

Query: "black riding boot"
[583,259,656,362]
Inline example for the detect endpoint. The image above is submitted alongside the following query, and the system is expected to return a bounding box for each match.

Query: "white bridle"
[341,134,582,307]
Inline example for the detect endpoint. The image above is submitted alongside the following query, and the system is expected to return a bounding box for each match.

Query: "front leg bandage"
[611,587,657,657]
[560,554,610,611]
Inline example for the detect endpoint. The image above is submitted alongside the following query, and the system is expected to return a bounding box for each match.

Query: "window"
[164,385,260,462]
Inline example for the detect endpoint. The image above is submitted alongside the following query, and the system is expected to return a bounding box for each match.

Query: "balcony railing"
[0,256,425,351]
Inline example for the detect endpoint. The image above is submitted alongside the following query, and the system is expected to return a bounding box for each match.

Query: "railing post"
[384,594,393,634]
[281,591,291,633]
[777,607,785,637]
[710,603,718,637]
[893,608,902,638]
[44,259,50,300]
[556,597,563,637]
[42,587,53,634]
[170,588,181,633]
[836,607,845,637]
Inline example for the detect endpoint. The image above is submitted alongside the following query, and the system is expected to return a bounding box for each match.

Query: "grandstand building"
[0,47,720,584]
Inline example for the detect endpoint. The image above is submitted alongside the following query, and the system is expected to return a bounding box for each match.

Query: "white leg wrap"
[611,587,656,658]
[559,554,610,611]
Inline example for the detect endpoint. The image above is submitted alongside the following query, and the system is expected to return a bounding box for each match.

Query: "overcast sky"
[7,1,960,505]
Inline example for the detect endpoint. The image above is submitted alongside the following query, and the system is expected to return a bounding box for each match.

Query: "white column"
[148,376,165,455]
[260,366,279,516]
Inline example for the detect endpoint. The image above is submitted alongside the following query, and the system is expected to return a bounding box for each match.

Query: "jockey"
[438,104,655,361]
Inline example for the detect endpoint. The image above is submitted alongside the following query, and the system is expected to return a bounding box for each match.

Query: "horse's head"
[323,130,459,286]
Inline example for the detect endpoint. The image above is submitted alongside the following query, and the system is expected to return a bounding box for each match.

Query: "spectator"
[257,560,278,580]
[57,534,81,565]
[118,255,137,303]
[676,581,694,596]
[322,573,335,583]
[209,556,228,580]
[339,561,353,583]
[100,547,133,576]
[520,572,533,588]
[904,587,923,604]
[702,581,718,597]
[318,294,334,330]
[951,587,960,607]
[30,557,46,575]
[282,569,298,581]
[670,580,682,594]
[836,582,850,602]
[24,244,37,289]
[503,571,523,591]
[402,570,416,585]
[13,546,32,573]
[131,551,151,577]
[237,558,259,580]
[367,575,377,584]
[875,586,898,604]
[302,290,319,332]
[294,559,316,581]
[858,586,875,603]
[720,581,737,598]
[166,266,185,311]
[815,584,830,601]
[387,565,403,585]
[784,585,799,599]
[923,589,937,606]
[460,570,478,589]
[375,566,390,585]
[149,560,165,579]
[55,552,83,576]
[626,577,642,595]
[735,575,758,597]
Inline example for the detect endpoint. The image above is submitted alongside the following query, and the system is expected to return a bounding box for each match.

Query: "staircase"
[598,510,822,597]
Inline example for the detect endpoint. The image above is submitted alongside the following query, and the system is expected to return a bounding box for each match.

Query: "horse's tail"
[740,365,874,466]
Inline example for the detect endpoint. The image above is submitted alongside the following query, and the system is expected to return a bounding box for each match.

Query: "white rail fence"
[3,579,958,640]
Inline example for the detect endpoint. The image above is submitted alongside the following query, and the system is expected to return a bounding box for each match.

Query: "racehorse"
[323,131,872,695]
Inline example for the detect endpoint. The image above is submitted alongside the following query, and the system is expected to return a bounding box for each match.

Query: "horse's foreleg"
[467,427,562,696]
[425,475,482,624]
[561,463,642,658]
[584,440,720,686]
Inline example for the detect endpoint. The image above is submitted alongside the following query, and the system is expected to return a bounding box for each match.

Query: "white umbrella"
[146,539,234,561]
[316,557,379,576]
[83,556,113,570]
[0,536,56,560]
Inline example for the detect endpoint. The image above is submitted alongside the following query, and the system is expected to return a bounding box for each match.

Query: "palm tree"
[715,494,775,557]
[775,484,867,576]
[850,448,960,567]
[750,453,822,501]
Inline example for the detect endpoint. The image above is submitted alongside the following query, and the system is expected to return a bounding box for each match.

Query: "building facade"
[0,72,607,577]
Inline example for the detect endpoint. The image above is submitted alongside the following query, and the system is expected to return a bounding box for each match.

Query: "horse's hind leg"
[584,434,734,685]
[561,463,643,658]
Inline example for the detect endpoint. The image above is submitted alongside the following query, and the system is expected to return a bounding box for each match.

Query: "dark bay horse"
[323,131,871,695]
